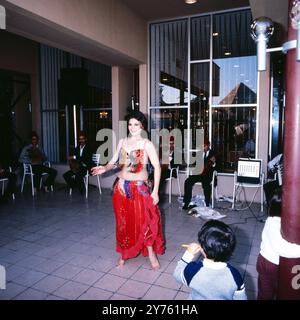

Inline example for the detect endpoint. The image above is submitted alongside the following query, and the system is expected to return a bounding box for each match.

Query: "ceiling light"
[185,0,197,4]
[213,32,219,36]
[224,52,231,56]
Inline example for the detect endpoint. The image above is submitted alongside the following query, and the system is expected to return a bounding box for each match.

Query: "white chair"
[69,154,102,198]
[21,162,53,196]
[232,168,265,212]
[0,166,15,200]
[165,166,181,203]
[194,170,218,209]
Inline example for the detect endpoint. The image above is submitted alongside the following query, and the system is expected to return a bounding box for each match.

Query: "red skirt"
[112,179,165,260]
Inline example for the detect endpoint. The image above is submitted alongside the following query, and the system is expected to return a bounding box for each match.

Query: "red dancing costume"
[112,147,165,260]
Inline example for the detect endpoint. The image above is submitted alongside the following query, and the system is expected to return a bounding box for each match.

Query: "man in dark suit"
[182,139,217,210]
[63,132,93,193]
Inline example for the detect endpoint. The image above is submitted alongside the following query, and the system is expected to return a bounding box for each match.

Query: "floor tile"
[94,274,127,292]
[117,279,151,299]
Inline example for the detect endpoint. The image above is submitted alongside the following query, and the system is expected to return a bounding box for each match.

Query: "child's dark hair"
[125,110,147,130]
[198,220,236,262]
[269,189,282,217]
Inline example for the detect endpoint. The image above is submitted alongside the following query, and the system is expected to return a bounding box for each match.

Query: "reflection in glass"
[150,108,188,167]
[191,16,211,60]
[212,107,256,173]
[212,56,257,105]
[150,20,188,106]
[190,63,210,148]
[213,10,255,59]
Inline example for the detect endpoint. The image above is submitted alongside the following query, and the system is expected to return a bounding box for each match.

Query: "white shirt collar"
[203,258,227,269]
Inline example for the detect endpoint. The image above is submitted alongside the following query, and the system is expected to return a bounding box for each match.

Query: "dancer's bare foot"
[116,257,125,268]
[148,253,160,270]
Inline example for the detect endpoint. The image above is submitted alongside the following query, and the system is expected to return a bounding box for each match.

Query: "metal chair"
[165,166,181,203]
[0,166,15,200]
[21,162,53,196]
[69,154,102,198]
[232,171,265,212]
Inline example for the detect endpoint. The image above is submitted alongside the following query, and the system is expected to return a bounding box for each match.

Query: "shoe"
[182,205,189,210]
[44,186,49,193]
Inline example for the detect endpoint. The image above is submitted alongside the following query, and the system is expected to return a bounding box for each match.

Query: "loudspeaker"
[58,68,88,106]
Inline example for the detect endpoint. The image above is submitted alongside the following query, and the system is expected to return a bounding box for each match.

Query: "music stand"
[232,158,264,212]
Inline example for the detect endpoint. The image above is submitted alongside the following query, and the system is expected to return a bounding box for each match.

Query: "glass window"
[190,63,210,148]
[191,16,211,60]
[149,9,258,173]
[150,108,188,167]
[212,56,257,105]
[212,106,257,173]
[213,10,255,59]
[150,20,188,106]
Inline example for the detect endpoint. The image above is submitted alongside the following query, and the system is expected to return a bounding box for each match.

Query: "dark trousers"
[0,171,17,196]
[256,253,279,300]
[63,166,87,190]
[263,180,280,206]
[31,165,57,188]
[183,175,212,207]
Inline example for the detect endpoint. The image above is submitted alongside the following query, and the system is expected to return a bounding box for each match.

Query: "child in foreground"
[173,220,247,300]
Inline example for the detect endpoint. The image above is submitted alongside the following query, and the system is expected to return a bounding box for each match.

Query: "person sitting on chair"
[63,131,93,193]
[0,162,17,204]
[263,153,283,207]
[182,138,217,210]
[19,131,57,193]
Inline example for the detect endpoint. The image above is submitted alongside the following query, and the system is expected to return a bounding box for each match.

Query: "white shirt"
[260,216,300,265]
[80,145,85,157]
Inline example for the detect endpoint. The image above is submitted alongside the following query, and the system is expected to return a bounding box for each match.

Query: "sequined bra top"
[117,139,147,174]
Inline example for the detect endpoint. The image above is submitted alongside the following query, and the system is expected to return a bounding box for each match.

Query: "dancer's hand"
[150,191,159,205]
[91,166,106,176]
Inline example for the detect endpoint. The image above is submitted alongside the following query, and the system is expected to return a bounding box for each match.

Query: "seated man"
[182,139,217,210]
[0,162,17,204]
[63,132,93,193]
[19,132,57,193]
[263,153,283,207]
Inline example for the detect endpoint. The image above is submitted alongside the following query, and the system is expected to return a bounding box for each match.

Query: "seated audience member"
[63,132,93,193]
[0,162,17,204]
[19,131,57,193]
[182,139,216,210]
[256,190,300,300]
[173,220,247,300]
[263,153,283,207]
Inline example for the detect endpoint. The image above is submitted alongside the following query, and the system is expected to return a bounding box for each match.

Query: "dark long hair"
[125,110,148,137]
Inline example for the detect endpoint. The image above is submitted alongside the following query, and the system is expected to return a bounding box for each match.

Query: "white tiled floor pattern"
[0,186,264,300]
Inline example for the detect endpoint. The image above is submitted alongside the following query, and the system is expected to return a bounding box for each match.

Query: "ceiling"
[122,0,250,21]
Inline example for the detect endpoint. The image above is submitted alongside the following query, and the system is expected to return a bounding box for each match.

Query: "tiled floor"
[0,185,265,300]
